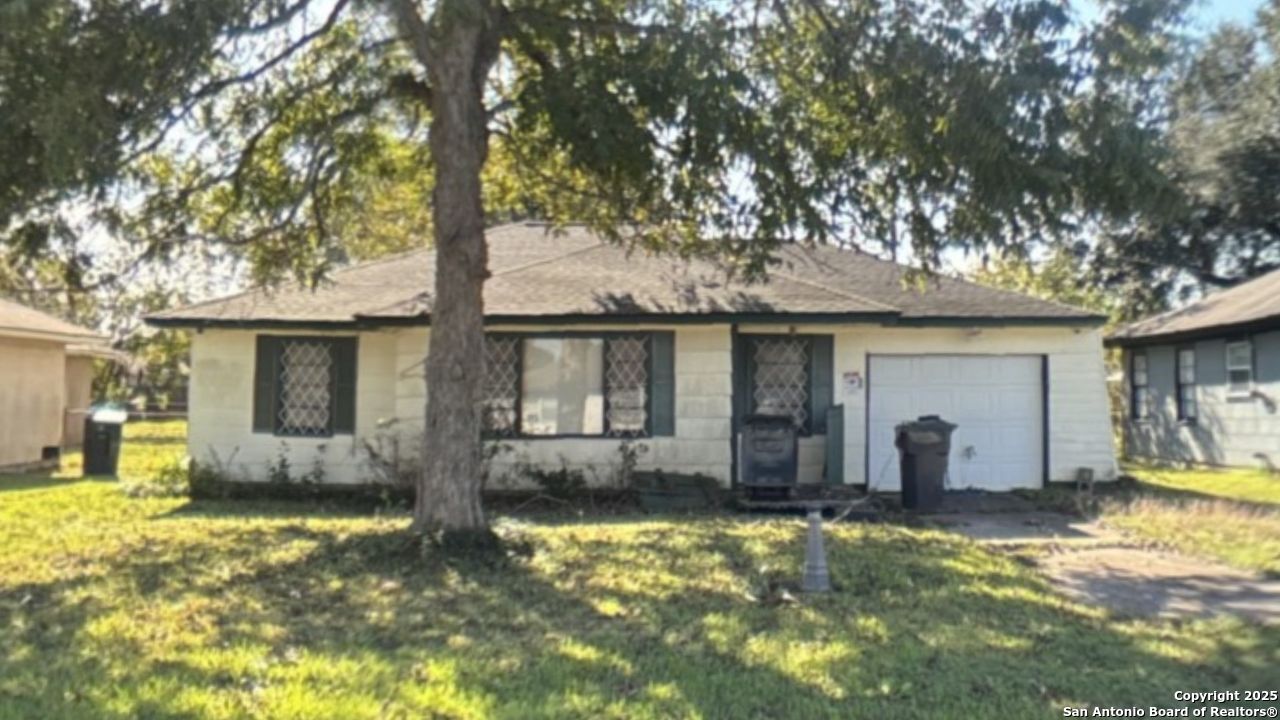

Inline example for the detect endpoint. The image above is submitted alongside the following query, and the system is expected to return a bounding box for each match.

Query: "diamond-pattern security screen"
[483,336,520,437]
[278,340,333,436]
[752,337,809,430]
[606,336,649,436]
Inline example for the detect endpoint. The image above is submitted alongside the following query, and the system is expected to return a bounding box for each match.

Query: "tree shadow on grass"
[3,516,1280,718]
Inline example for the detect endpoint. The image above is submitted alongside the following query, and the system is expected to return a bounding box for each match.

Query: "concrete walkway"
[930,511,1280,625]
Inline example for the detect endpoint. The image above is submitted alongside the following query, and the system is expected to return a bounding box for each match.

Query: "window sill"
[1177,419,1197,427]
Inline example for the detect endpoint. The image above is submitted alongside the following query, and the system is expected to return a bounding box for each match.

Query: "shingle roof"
[148,223,1101,327]
[0,297,106,343]
[1108,268,1280,345]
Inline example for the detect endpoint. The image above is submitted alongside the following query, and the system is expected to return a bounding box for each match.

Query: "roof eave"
[0,326,109,345]
[1105,314,1280,348]
[147,309,1104,330]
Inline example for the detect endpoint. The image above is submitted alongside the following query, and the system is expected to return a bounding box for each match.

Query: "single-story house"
[147,223,1117,492]
[0,298,111,469]
[1107,268,1280,469]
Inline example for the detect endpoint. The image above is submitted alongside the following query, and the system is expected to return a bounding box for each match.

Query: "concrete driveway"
[929,511,1280,625]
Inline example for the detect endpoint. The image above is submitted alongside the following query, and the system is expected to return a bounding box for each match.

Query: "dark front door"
[731,332,834,486]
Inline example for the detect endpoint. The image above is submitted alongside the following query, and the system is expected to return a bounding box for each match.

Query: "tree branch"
[506,7,675,36]
[387,0,435,68]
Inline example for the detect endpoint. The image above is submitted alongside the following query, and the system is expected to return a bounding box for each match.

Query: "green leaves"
[1,0,1198,285]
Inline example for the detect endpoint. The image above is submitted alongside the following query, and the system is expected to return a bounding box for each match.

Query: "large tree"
[2,0,1183,535]
[1093,0,1280,306]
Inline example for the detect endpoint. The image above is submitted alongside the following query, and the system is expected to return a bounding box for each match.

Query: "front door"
[732,332,834,486]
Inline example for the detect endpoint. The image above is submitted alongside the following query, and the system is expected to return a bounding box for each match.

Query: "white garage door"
[867,355,1044,492]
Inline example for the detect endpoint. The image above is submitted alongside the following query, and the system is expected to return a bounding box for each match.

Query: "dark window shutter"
[332,337,358,434]
[649,331,676,436]
[809,335,833,435]
[253,336,279,433]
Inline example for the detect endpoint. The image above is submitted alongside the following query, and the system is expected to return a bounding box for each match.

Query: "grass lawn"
[1,424,1278,718]
[1097,464,1280,576]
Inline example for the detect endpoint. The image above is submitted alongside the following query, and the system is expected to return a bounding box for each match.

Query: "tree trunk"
[390,0,502,534]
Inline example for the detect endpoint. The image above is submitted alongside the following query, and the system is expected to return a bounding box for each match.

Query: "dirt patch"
[1037,547,1280,624]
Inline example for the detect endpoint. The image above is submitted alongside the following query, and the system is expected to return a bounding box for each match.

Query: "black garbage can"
[894,415,957,512]
[83,405,128,477]
[739,414,798,496]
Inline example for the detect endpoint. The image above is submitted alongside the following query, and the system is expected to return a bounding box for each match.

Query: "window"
[482,336,520,436]
[522,337,606,435]
[742,334,833,435]
[750,336,811,430]
[254,336,357,437]
[1226,340,1253,397]
[1176,347,1196,421]
[1129,351,1149,420]
[482,333,673,438]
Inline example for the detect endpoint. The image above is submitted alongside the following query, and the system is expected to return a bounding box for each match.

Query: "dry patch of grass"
[1041,464,1280,576]
[1102,495,1280,576]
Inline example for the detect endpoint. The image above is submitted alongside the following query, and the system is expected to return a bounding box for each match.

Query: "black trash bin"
[83,405,128,477]
[894,415,957,512]
[739,414,798,497]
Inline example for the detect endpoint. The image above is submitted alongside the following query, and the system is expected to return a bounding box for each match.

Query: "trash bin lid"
[895,415,957,433]
[89,405,129,424]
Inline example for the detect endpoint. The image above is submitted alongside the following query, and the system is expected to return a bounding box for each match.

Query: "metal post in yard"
[802,506,831,593]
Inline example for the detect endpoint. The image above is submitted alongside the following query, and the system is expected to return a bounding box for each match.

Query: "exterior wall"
[740,323,1117,487]
[1124,330,1280,469]
[388,324,733,489]
[0,336,67,467]
[188,322,1115,489]
[62,356,96,447]
[187,328,399,484]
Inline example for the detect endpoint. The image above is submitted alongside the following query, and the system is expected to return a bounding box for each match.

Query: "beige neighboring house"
[148,223,1117,492]
[0,298,111,469]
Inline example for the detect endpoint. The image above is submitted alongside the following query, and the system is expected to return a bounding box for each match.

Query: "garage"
[867,355,1045,492]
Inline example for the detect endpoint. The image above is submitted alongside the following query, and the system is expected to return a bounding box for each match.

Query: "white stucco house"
[0,298,111,469]
[147,223,1116,492]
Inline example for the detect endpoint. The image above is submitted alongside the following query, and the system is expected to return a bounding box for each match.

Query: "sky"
[1076,0,1266,32]
[1185,0,1266,29]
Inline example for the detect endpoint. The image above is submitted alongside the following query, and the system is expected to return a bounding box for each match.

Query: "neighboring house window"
[1176,347,1196,422]
[1226,340,1253,397]
[1129,351,1149,420]
[482,333,674,438]
[253,336,357,437]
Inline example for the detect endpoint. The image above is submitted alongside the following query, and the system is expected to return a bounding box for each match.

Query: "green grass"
[1097,464,1280,576]
[1,426,1278,718]
[1123,463,1280,507]
[57,418,188,485]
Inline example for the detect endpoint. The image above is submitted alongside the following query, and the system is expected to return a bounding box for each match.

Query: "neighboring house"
[146,223,1116,492]
[1107,268,1280,469]
[0,298,111,468]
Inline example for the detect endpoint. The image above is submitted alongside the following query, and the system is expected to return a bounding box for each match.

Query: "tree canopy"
[1093,0,1280,308]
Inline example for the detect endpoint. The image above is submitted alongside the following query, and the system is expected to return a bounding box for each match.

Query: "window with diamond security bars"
[481,334,654,437]
[277,340,334,436]
[605,336,649,437]
[482,336,519,437]
[750,337,810,431]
